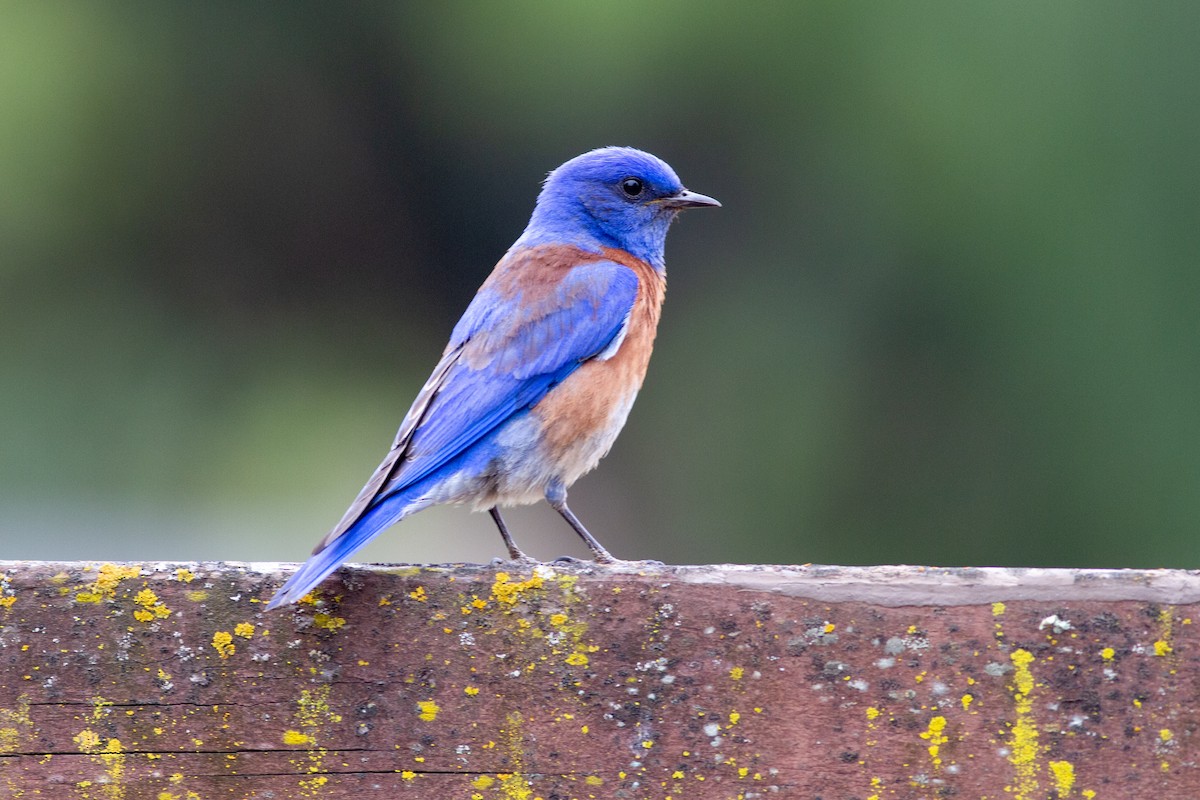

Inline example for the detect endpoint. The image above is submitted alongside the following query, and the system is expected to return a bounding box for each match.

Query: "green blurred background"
[3,3,1199,568]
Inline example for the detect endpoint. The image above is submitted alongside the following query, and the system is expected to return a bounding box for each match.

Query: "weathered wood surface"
[1,561,1198,799]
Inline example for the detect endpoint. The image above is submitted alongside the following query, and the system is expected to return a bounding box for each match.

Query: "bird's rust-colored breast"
[534,246,666,462]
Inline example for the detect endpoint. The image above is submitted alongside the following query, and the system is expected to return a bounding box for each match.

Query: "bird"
[266,147,719,609]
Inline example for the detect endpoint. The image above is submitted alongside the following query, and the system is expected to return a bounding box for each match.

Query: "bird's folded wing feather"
[314,256,639,554]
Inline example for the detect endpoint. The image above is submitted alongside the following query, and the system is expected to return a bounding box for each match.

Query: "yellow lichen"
[299,775,328,793]
[865,706,880,720]
[920,716,949,767]
[175,568,195,583]
[729,666,744,681]
[499,773,532,800]
[97,564,141,591]
[133,588,171,622]
[282,730,310,746]
[134,588,162,607]
[1100,647,1115,661]
[499,712,533,799]
[961,693,974,711]
[417,700,440,722]
[1160,728,1173,742]
[312,613,346,631]
[212,632,235,658]
[70,735,127,797]
[76,564,141,603]
[992,601,1006,616]
[409,586,427,602]
[1012,649,1034,694]
[234,622,255,638]
[472,775,495,789]
[297,686,342,728]
[1048,760,1075,796]
[1154,609,1175,656]
[464,686,480,696]
[72,726,129,796]
[185,590,208,602]
[565,652,589,667]
[1007,649,1041,799]
[584,775,603,786]
[491,571,545,605]
[287,686,342,796]
[74,729,101,751]
[0,695,33,754]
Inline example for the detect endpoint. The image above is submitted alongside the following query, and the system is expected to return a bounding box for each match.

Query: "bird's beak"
[661,189,721,209]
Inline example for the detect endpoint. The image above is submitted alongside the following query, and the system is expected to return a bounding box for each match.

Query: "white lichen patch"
[1039,614,1073,633]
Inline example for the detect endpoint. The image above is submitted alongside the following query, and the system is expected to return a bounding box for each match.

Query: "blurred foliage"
[3,3,1199,568]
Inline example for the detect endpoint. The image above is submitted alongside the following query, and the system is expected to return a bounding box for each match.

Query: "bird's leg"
[545,484,618,564]
[489,507,536,563]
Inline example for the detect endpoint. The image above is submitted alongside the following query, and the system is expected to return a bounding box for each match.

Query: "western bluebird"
[267,147,719,609]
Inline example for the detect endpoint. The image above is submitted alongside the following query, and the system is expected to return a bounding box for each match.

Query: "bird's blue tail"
[265,487,429,609]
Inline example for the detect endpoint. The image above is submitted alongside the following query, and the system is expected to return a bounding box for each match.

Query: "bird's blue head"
[515,147,720,269]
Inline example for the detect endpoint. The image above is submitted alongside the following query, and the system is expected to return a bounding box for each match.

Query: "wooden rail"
[1,560,1197,798]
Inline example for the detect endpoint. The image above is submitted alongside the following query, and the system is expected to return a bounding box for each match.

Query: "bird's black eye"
[620,178,644,198]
